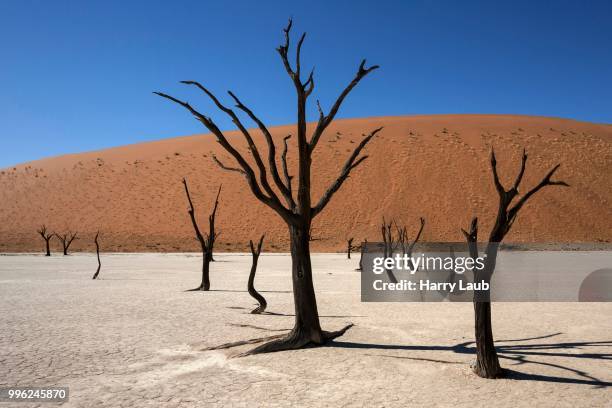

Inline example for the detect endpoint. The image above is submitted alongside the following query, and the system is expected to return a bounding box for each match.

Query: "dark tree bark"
[92,231,101,280]
[347,237,354,259]
[462,149,568,379]
[381,217,398,283]
[248,234,267,314]
[156,18,380,354]
[55,231,78,255]
[183,179,221,291]
[357,239,367,271]
[37,225,54,256]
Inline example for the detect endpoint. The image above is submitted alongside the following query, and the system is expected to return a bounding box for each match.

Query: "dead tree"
[347,237,355,259]
[248,235,267,314]
[381,217,398,283]
[462,149,568,378]
[55,231,78,255]
[156,18,380,355]
[381,217,395,258]
[37,225,54,256]
[357,239,368,271]
[92,231,101,279]
[182,178,221,291]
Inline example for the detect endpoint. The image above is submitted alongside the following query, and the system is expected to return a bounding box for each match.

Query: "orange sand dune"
[1,114,610,253]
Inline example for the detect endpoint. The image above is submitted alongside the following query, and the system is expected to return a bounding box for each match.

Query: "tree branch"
[154,91,296,224]
[311,127,382,216]
[180,81,284,207]
[212,154,245,175]
[182,178,206,249]
[281,135,294,207]
[227,91,294,206]
[507,163,569,225]
[310,60,380,149]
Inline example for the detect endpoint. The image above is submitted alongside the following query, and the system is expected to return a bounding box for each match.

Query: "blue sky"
[1,0,611,167]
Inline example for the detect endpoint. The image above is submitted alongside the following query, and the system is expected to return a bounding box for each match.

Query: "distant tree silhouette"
[156,18,379,355]
[92,231,102,280]
[462,149,568,378]
[55,231,78,255]
[182,178,220,291]
[356,239,368,271]
[247,234,267,314]
[346,237,355,259]
[37,225,54,256]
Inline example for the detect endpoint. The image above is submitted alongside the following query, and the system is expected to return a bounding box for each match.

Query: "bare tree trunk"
[92,231,101,280]
[248,235,267,314]
[200,250,212,291]
[381,217,397,283]
[357,239,367,271]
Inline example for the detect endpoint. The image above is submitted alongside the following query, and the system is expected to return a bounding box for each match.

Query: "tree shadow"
[226,306,364,318]
[186,289,291,293]
[329,333,612,387]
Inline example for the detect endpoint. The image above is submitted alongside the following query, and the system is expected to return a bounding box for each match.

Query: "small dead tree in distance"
[248,234,267,314]
[156,18,381,355]
[182,179,221,291]
[37,225,54,256]
[381,217,398,283]
[462,149,568,378]
[357,238,368,271]
[347,237,355,259]
[55,231,78,255]
[92,231,102,280]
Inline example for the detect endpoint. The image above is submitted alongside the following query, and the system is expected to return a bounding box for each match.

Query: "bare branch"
[281,135,294,206]
[303,68,315,97]
[507,163,569,225]
[311,127,382,216]
[490,148,505,196]
[296,32,306,77]
[155,91,295,224]
[461,217,479,259]
[182,178,206,248]
[407,217,426,255]
[212,154,245,175]
[227,91,294,205]
[512,149,528,192]
[180,81,283,207]
[310,59,380,149]
[276,18,300,86]
[461,217,478,242]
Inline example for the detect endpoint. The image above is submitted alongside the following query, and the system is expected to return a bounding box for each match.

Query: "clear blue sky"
[1,0,611,167]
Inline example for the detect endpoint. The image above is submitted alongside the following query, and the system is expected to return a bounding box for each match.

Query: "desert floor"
[0,253,611,407]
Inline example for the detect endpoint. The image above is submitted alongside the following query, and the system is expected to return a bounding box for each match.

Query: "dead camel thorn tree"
[248,234,267,314]
[381,217,425,282]
[462,148,568,379]
[346,237,356,259]
[156,18,380,355]
[395,217,425,258]
[182,178,221,291]
[357,238,368,271]
[55,231,78,255]
[92,231,102,280]
[37,225,54,256]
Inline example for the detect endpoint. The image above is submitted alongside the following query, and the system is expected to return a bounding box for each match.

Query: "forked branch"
[312,127,382,216]
[488,148,569,240]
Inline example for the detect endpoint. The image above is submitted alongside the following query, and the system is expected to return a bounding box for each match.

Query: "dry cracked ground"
[0,253,611,407]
